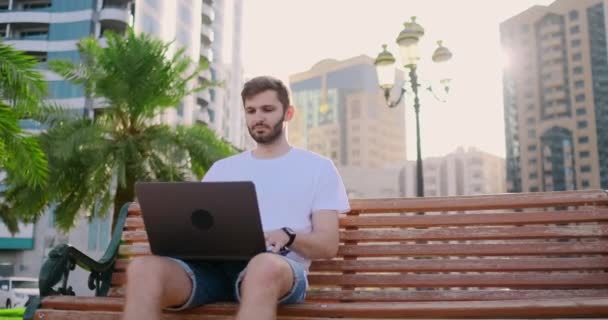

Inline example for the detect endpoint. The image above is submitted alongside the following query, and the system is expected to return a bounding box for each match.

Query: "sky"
[233,0,556,160]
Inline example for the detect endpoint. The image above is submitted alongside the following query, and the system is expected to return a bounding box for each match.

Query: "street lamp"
[374,16,453,197]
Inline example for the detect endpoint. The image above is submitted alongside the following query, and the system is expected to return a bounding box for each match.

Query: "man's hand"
[264,229,290,253]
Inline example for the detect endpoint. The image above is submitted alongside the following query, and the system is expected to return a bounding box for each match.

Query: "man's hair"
[241,76,290,111]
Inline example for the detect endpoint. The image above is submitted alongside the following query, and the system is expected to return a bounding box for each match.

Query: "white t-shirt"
[202,147,350,269]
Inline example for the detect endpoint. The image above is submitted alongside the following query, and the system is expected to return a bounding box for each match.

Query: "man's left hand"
[264,229,290,253]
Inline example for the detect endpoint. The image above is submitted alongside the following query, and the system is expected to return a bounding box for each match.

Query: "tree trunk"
[112,171,136,232]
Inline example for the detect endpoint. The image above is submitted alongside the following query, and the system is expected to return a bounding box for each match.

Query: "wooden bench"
[25,190,608,319]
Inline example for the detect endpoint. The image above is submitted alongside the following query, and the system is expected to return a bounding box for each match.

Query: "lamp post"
[374,17,453,197]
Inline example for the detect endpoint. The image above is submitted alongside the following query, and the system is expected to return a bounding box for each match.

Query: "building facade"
[401,147,507,197]
[289,56,407,169]
[501,0,608,192]
[196,0,250,150]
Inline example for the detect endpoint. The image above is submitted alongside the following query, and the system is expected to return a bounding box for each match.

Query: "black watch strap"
[281,227,296,247]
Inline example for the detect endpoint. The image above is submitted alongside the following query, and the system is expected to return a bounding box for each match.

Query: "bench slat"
[340,225,608,241]
[120,225,608,244]
[40,310,602,320]
[338,241,608,257]
[113,256,608,273]
[118,241,608,258]
[38,295,608,318]
[348,190,608,213]
[307,273,608,288]
[339,210,608,228]
[310,257,608,272]
[123,210,608,231]
[105,286,608,302]
[110,271,608,288]
[305,289,608,302]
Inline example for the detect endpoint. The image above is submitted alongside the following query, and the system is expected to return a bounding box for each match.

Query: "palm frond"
[175,124,237,179]
[0,41,45,105]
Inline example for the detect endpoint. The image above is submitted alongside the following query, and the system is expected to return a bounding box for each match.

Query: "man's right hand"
[264,229,290,253]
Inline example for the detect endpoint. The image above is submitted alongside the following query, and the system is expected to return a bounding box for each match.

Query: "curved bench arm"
[24,202,133,320]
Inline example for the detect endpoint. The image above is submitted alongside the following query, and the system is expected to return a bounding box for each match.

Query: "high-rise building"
[401,147,506,197]
[289,56,407,169]
[501,0,608,192]
[197,0,249,150]
[1,0,132,112]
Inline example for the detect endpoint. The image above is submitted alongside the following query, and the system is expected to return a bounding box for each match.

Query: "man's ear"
[285,105,295,121]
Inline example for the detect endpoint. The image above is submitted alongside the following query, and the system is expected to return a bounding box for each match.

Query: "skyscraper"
[501,0,608,192]
[199,0,248,149]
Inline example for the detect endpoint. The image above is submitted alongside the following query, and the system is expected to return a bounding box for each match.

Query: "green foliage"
[4,29,236,231]
[0,41,49,232]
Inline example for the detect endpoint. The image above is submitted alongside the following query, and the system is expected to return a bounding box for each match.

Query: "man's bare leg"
[122,256,193,320]
[236,253,294,320]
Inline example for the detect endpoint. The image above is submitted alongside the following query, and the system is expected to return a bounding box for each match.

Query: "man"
[122,76,350,320]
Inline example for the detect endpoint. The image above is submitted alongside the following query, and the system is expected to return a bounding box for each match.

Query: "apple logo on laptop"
[191,209,214,230]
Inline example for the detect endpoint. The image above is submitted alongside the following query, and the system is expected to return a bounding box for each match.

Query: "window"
[582,180,590,187]
[569,10,579,20]
[579,136,589,144]
[529,173,538,179]
[49,21,91,41]
[576,108,587,115]
[528,129,536,138]
[528,145,537,152]
[580,151,590,158]
[578,120,588,128]
[527,117,535,125]
[573,66,583,74]
[570,25,580,34]
[50,0,94,11]
[529,158,538,165]
[575,94,585,102]
[530,186,539,192]
[571,39,581,47]
[48,80,84,99]
[575,80,584,88]
[573,52,582,61]
[581,165,591,173]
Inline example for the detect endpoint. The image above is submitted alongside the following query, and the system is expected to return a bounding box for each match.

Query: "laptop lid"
[134,181,266,261]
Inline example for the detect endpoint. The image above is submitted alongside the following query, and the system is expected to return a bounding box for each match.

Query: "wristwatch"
[281,227,296,248]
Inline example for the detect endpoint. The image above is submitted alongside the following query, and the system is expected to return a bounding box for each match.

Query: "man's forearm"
[288,231,339,260]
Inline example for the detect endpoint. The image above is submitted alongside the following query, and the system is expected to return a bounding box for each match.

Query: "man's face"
[244,90,292,144]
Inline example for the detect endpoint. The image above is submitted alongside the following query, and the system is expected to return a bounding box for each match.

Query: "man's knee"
[126,256,168,285]
[242,253,291,289]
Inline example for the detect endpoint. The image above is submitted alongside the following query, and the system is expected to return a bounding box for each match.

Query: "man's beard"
[248,116,284,144]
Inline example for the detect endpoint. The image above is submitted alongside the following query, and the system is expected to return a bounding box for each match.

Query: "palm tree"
[0,41,48,232]
[7,30,236,231]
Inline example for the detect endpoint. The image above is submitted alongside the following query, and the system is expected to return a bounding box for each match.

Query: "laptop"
[134,181,266,261]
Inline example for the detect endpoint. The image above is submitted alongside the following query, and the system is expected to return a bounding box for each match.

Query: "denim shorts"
[165,254,308,311]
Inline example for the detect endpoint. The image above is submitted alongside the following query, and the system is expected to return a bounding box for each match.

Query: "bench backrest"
[111,190,608,302]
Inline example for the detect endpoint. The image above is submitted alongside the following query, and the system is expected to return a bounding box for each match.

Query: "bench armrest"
[24,202,133,320]
[38,202,132,297]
